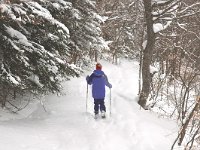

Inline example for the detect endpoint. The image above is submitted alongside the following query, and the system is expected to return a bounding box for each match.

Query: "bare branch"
[153,0,181,21]
[152,0,178,8]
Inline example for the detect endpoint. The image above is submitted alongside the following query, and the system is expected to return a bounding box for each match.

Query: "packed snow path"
[0,60,177,150]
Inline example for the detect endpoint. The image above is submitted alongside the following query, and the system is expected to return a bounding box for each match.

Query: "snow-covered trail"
[0,60,177,150]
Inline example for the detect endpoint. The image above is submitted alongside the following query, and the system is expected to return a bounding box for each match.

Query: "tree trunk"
[0,47,3,69]
[95,49,98,62]
[138,22,145,95]
[0,48,4,107]
[178,100,200,146]
[138,0,155,109]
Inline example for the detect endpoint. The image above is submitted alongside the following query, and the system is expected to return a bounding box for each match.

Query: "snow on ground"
[0,60,178,150]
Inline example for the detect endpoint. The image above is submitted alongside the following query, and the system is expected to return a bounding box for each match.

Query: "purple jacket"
[86,70,112,99]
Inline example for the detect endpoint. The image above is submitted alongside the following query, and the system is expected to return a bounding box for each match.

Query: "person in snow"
[86,63,112,118]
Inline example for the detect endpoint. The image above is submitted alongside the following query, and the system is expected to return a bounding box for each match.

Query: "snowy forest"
[1,0,200,150]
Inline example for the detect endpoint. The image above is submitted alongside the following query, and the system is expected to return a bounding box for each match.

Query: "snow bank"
[0,60,178,150]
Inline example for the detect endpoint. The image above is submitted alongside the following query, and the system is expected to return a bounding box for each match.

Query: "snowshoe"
[101,111,106,119]
[94,114,99,119]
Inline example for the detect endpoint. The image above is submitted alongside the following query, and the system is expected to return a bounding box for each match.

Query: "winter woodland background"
[1,0,200,149]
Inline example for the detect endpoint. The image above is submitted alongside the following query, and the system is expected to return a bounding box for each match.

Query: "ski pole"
[110,88,112,116]
[86,83,88,113]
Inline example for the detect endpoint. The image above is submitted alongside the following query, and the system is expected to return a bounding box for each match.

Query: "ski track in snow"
[0,60,177,150]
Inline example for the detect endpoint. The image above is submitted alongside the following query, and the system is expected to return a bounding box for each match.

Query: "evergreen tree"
[0,0,106,108]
